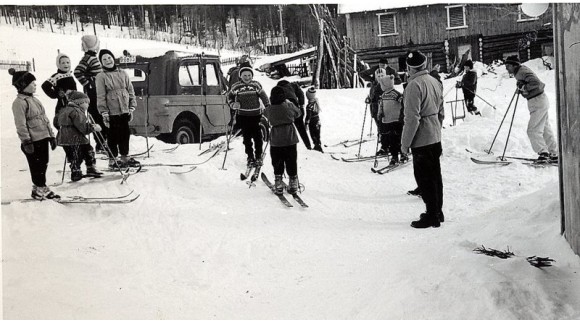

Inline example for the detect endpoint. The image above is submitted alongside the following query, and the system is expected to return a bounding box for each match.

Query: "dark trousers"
[412,142,443,217]
[63,144,96,171]
[21,138,50,187]
[85,85,108,150]
[308,116,322,148]
[294,106,312,149]
[237,114,263,160]
[270,144,297,176]
[380,122,403,156]
[463,91,477,112]
[108,114,131,158]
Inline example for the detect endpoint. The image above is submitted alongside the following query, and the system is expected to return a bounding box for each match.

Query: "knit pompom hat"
[378,74,395,92]
[306,86,317,101]
[406,50,427,69]
[56,53,70,69]
[504,55,521,66]
[8,68,36,92]
[270,86,286,105]
[239,62,254,77]
[67,90,90,105]
[81,35,100,52]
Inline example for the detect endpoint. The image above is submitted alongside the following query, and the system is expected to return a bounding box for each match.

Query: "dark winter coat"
[11,93,55,144]
[513,65,545,100]
[460,70,477,97]
[57,101,98,146]
[96,68,137,116]
[277,80,305,108]
[227,66,241,88]
[41,70,78,128]
[369,80,384,118]
[264,101,301,147]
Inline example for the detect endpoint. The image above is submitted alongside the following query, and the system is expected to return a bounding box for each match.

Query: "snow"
[2,21,580,319]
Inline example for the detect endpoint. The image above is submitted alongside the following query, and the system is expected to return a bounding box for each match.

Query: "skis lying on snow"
[160,144,180,153]
[142,147,223,167]
[470,157,557,167]
[331,154,389,162]
[371,160,411,174]
[325,138,372,148]
[2,190,140,205]
[99,145,154,160]
[170,166,197,174]
[260,173,308,208]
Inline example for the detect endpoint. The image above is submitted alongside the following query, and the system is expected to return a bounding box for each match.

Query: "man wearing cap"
[401,50,445,229]
[504,55,558,163]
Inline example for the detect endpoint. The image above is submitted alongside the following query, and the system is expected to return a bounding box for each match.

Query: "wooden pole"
[314,14,324,88]
[323,33,341,89]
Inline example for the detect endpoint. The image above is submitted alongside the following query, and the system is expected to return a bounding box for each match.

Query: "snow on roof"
[337,1,449,14]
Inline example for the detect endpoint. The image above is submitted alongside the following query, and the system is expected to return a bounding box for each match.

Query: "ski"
[249,165,263,183]
[325,139,360,148]
[371,161,411,174]
[2,190,137,205]
[336,155,389,162]
[522,161,558,168]
[57,194,140,204]
[343,139,372,148]
[290,192,308,208]
[260,173,293,207]
[170,166,197,174]
[143,147,223,168]
[160,144,180,153]
[99,145,154,160]
[470,157,511,166]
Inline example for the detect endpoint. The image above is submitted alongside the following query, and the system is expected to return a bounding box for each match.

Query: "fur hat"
[270,86,286,105]
[81,35,100,52]
[504,55,521,66]
[56,53,70,69]
[464,60,473,69]
[306,86,317,101]
[378,74,395,92]
[406,50,427,69]
[67,90,90,105]
[8,68,36,92]
[98,49,116,64]
[379,57,389,64]
[239,65,254,78]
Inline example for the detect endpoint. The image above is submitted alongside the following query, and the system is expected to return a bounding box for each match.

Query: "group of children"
[10,35,138,200]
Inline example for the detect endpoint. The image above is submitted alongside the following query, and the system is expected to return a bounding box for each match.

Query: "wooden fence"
[0,59,32,72]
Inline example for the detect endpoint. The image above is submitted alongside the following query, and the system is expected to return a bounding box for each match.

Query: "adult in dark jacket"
[277,80,312,150]
[401,50,445,229]
[456,60,480,115]
[42,53,77,129]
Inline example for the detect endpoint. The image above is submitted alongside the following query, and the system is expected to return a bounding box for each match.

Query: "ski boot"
[121,155,140,168]
[86,165,103,177]
[274,174,284,195]
[71,169,83,182]
[549,153,558,164]
[537,152,550,163]
[389,155,399,166]
[376,148,388,156]
[31,185,44,200]
[400,153,409,163]
[313,145,324,153]
[109,158,122,170]
[287,175,299,194]
[38,186,60,200]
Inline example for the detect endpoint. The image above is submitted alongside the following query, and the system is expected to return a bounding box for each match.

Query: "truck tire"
[172,119,198,144]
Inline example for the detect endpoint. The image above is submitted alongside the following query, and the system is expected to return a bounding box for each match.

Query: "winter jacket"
[73,51,102,88]
[305,99,321,124]
[11,93,55,144]
[41,70,78,128]
[96,68,136,116]
[378,89,404,124]
[369,80,384,118]
[277,80,305,108]
[227,80,269,116]
[401,70,444,151]
[460,70,477,95]
[513,65,545,100]
[264,101,301,147]
[56,101,97,146]
[227,66,241,89]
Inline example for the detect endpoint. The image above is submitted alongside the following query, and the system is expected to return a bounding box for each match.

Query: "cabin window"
[178,63,200,87]
[446,5,467,30]
[517,5,540,22]
[377,12,397,36]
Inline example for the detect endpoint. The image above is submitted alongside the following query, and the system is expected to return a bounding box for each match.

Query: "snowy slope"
[1,22,580,319]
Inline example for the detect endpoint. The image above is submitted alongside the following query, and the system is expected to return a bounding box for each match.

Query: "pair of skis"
[260,173,308,208]
[330,154,389,163]
[2,190,140,205]
[371,160,411,174]
[325,138,372,148]
[241,163,263,187]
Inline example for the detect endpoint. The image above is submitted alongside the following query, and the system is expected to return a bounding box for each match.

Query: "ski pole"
[499,92,521,161]
[88,114,128,183]
[486,88,518,154]
[463,87,496,109]
[60,155,67,185]
[373,131,381,168]
[357,103,369,158]
[220,105,239,170]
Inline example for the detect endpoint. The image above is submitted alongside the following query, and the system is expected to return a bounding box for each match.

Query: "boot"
[40,186,60,200]
[247,156,255,167]
[389,155,399,166]
[126,157,141,167]
[274,175,284,195]
[376,148,388,156]
[71,169,83,182]
[31,185,44,200]
[400,153,409,163]
[537,152,550,163]
[313,145,324,153]
[549,153,558,164]
[407,187,421,196]
[86,165,103,177]
[287,175,299,194]
[411,213,440,229]
[109,158,121,170]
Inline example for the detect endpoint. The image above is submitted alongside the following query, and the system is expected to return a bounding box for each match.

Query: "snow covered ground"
[1,22,580,319]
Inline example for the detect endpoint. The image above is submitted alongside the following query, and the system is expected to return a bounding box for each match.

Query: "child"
[377,74,407,165]
[74,35,107,153]
[42,53,77,128]
[227,65,270,167]
[95,49,139,169]
[369,68,387,155]
[304,86,323,153]
[264,86,301,194]
[456,60,480,115]
[57,91,103,181]
[9,68,60,200]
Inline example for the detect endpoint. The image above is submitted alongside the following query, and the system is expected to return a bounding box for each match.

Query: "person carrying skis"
[56,91,103,181]
[227,65,270,167]
[42,52,77,129]
[304,86,324,153]
[74,35,106,153]
[504,55,558,163]
[456,60,480,115]
[264,86,301,195]
[377,74,407,166]
[277,80,312,150]
[9,68,60,200]
[96,49,139,169]
[401,50,445,229]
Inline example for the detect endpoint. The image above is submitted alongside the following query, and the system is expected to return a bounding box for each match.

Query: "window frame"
[446,4,468,30]
[178,62,201,87]
[376,12,398,37]
[517,5,540,22]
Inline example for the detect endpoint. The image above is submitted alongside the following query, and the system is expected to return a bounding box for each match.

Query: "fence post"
[26,61,31,71]
[32,58,35,72]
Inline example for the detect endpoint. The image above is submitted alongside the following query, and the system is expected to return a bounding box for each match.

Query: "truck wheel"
[172,119,198,144]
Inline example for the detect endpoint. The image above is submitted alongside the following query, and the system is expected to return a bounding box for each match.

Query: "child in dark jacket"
[57,91,103,181]
[9,68,60,200]
[304,86,323,152]
[377,74,407,165]
[42,53,77,129]
[264,86,301,195]
[277,80,311,150]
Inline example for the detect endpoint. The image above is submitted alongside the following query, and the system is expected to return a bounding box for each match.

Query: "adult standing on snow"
[42,53,77,129]
[9,68,60,200]
[456,60,480,115]
[277,80,312,150]
[227,55,248,89]
[401,50,445,229]
[227,65,270,167]
[74,35,106,153]
[504,55,558,163]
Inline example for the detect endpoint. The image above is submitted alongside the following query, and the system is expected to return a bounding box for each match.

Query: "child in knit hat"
[305,86,323,153]
[377,74,407,165]
[57,91,103,181]
[9,68,60,200]
[264,86,301,195]
[42,53,78,129]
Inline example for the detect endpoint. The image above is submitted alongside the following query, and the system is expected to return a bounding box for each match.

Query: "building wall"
[554,3,580,256]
